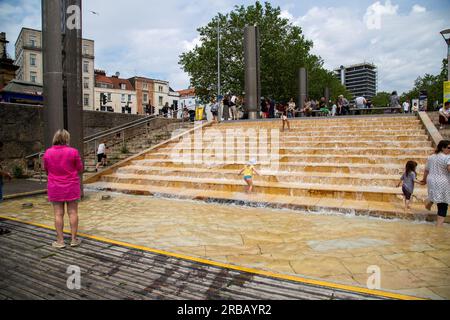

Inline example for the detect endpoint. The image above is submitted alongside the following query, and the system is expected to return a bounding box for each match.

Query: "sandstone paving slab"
[408,268,450,288]
[340,255,399,275]
[307,237,390,252]
[428,286,450,300]
[423,250,450,267]
[352,270,429,291]
[167,246,207,257]
[205,245,261,257]
[225,254,295,275]
[290,256,351,278]
[242,233,286,246]
[320,274,364,288]
[382,252,448,270]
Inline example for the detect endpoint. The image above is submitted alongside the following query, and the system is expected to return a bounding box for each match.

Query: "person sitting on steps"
[439,101,450,130]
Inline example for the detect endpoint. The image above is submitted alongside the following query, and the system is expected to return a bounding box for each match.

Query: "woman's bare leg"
[53,203,65,244]
[67,201,79,242]
[437,216,445,227]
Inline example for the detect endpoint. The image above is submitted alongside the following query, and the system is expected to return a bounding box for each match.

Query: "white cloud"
[280,10,294,22]
[364,0,398,30]
[286,1,447,94]
[412,4,426,13]
[182,36,202,52]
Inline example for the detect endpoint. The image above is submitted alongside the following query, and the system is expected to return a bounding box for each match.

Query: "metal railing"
[24,114,185,177]
[24,151,45,183]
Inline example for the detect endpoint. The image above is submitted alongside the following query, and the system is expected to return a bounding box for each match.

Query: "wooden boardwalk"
[0,219,389,300]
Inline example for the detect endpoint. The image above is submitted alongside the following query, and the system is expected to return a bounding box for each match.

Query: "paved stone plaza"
[1,192,449,300]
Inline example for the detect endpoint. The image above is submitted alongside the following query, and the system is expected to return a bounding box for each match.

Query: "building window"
[83,61,89,73]
[83,77,89,89]
[121,83,126,90]
[84,94,89,107]
[159,96,163,106]
[128,95,132,102]
[121,94,126,103]
[83,45,89,55]
[107,93,112,102]
[30,54,36,66]
[143,83,148,90]
[29,35,37,47]
[159,85,163,92]
[30,72,37,83]
[143,93,148,103]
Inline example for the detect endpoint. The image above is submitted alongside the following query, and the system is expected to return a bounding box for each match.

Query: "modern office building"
[334,63,378,99]
[14,27,95,110]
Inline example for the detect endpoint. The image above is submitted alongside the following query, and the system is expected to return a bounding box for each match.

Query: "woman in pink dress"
[43,130,84,249]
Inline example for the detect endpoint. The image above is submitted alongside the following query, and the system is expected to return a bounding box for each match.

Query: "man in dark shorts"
[95,141,107,172]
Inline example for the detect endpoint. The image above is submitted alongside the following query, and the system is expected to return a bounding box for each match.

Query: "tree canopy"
[179,1,350,103]
[401,59,448,110]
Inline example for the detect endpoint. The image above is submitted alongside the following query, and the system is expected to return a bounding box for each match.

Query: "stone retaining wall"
[0,103,145,172]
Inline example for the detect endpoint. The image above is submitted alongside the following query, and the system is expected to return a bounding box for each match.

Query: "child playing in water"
[397,161,423,212]
[239,160,260,193]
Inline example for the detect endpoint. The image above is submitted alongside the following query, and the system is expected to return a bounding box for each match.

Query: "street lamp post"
[440,29,450,81]
[217,18,221,102]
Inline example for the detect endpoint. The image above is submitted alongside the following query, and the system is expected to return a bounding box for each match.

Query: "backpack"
[211,103,219,113]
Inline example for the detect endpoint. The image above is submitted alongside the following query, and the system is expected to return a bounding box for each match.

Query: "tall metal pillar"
[298,68,308,110]
[42,0,64,149]
[244,26,260,120]
[63,0,84,159]
[43,0,84,192]
[324,87,330,104]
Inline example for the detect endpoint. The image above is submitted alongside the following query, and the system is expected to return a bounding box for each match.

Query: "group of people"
[301,96,355,117]
[398,140,450,227]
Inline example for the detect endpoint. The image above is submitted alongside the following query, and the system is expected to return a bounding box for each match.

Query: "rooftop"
[95,73,134,91]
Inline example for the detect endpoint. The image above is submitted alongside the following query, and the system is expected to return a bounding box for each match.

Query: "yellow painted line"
[0,215,424,300]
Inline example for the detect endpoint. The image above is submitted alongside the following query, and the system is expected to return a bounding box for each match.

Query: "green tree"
[179,1,349,103]
[371,92,391,107]
[401,59,448,110]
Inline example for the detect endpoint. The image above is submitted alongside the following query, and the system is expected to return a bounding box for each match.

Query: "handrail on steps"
[24,115,184,175]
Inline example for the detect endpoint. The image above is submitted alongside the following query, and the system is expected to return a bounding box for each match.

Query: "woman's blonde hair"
[52,130,71,146]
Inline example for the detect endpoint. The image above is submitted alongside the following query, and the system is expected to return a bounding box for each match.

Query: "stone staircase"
[83,121,194,173]
[30,121,194,180]
[85,115,440,221]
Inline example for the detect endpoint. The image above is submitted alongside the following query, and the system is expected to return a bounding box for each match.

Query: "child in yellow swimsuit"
[239,160,260,193]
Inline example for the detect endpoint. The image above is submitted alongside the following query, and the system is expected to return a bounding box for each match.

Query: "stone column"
[42,0,64,149]
[324,87,330,105]
[244,26,260,120]
[63,0,84,191]
[63,0,83,158]
[298,68,308,110]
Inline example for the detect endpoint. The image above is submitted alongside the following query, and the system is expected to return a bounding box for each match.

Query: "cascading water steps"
[86,116,437,220]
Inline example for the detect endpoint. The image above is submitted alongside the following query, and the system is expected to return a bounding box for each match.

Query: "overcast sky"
[0,0,448,93]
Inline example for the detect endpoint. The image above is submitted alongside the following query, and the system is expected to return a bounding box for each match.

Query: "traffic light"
[100,93,107,106]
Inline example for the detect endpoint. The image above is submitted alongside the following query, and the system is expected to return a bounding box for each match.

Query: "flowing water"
[85,116,436,219]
